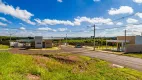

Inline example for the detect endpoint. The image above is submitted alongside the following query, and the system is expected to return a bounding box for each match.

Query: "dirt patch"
[54,55,80,64]
[27,74,40,80]
[33,56,49,67]
[9,48,63,55]
[42,54,81,64]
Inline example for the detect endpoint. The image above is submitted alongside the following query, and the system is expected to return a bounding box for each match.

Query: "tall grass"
[0,52,142,80]
[0,44,9,49]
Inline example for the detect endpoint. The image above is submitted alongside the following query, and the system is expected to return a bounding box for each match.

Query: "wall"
[10,42,18,47]
[35,36,43,48]
[45,40,52,48]
[117,36,135,44]
[125,44,142,53]
[10,42,24,48]
[135,36,142,45]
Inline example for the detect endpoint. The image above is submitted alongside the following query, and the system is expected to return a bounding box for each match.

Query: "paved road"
[61,45,142,71]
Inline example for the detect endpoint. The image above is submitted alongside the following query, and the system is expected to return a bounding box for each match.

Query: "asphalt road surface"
[61,45,142,71]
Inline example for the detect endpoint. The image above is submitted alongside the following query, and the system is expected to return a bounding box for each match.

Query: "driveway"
[61,45,142,71]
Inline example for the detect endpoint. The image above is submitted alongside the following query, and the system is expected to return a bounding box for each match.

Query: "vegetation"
[62,37,117,47]
[0,36,34,41]
[0,44,9,49]
[122,53,142,59]
[0,52,142,80]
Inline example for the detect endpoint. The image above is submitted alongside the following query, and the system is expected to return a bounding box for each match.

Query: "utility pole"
[10,34,12,42]
[66,34,67,46]
[93,25,96,51]
[9,28,12,47]
[124,30,126,46]
[9,30,17,47]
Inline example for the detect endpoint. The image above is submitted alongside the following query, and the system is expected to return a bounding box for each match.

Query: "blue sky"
[0,0,142,37]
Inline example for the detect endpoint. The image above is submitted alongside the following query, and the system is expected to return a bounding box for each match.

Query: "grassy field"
[0,44,9,49]
[122,53,142,59]
[0,52,142,80]
[85,46,117,50]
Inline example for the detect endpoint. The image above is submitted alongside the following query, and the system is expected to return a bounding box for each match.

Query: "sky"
[0,0,142,37]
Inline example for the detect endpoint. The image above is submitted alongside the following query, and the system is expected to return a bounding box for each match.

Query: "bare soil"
[8,48,63,55]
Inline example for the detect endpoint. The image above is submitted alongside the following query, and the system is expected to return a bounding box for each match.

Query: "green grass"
[0,52,142,80]
[0,44,9,49]
[122,53,142,59]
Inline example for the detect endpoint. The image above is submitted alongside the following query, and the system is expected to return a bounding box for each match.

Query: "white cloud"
[19,23,25,26]
[38,27,52,31]
[0,17,7,21]
[116,22,123,25]
[34,18,74,26]
[108,6,133,15]
[0,0,35,25]
[37,27,56,32]
[0,21,7,26]
[35,17,114,26]
[74,17,114,25]
[58,28,67,31]
[19,27,26,30]
[57,0,63,3]
[127,18,138,24]
[125,25,142,35]
[107,22,114,25]
[133,0,142,4]
[136,12,142,18]
[0,17,11,23]
[93,0,100,2]
[105,28,118,31]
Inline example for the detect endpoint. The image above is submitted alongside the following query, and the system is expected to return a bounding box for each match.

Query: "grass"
[122,53,142,59]
[0,44,9,49]
[0,52,142,80]
[85,46,117,50]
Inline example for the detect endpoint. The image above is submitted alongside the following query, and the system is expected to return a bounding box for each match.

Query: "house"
[35,36,43,48]
[10,36,64,49]
[118,36,142,53]
[106,35,142,53]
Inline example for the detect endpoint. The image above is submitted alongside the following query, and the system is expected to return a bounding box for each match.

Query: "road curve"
[61,45,142,71]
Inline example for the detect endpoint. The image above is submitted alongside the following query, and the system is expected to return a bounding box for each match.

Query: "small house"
[106,36,142,53]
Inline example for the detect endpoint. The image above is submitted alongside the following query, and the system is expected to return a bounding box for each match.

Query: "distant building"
[10,36,64,49]
[106,35,142,53]
[118,36,142,53]
[35,36,43,48]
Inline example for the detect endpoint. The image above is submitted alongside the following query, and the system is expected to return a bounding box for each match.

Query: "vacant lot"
[0,44,9,49]
[0,52,142,80]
